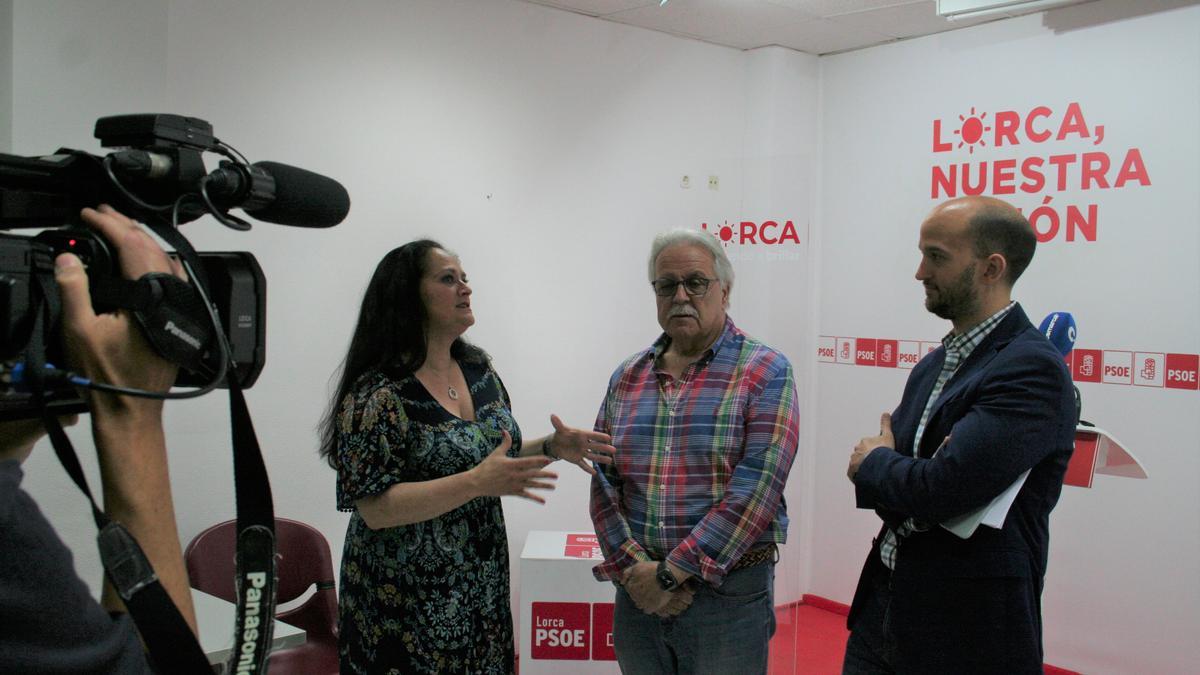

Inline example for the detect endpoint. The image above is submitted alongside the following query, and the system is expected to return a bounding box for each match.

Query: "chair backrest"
[184,518,338,641]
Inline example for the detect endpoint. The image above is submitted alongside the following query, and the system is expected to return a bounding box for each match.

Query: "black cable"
[198,175,253,231]
[100,154,177,214]
[215,139,249,166]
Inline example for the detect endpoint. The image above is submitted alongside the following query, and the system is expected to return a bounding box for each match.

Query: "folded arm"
[853,353,1071,523]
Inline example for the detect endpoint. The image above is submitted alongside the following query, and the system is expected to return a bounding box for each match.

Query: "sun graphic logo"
[954,106,991,154]
[702,221,737,247]
[700,220,801,246]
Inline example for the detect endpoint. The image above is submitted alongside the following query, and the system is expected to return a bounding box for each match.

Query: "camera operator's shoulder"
[0,460,28,525]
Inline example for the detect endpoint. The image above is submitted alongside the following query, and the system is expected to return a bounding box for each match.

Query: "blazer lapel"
[917,305,1031,456]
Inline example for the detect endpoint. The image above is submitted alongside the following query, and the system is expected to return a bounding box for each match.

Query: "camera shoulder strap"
[141,216,278,675]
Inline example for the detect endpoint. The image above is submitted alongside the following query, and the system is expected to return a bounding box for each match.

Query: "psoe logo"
[564,533,602,559]
[1134,353,1164,387]
[1166,354,1199,391]
[531,602,590,660]
[701,220,801,246]
[530,602,616,661]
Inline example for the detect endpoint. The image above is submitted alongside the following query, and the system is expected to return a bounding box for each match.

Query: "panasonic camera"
[0,114,282,420]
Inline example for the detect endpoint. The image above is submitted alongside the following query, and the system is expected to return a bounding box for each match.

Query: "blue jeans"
[612,564,775,675]
[841,565,897,674]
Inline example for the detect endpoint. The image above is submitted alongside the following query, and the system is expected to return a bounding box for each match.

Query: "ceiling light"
[936,0,1084,21]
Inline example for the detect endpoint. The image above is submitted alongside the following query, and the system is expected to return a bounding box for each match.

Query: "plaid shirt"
[879,302,1016,569]
[590,317,799,585]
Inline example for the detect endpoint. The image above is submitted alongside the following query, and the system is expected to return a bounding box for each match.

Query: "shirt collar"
[941,301,1016,359]
[648,315,737,365]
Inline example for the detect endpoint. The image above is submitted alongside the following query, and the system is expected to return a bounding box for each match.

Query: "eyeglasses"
[650,276,717,297]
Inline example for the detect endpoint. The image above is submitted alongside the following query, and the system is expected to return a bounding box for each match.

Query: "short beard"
[926,263,980,322]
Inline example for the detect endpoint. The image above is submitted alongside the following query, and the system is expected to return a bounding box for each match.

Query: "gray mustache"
[668,305,698,318]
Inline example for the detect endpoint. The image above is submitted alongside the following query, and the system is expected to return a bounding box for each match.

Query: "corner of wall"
[739,42,823,600]
[0,0,13,151]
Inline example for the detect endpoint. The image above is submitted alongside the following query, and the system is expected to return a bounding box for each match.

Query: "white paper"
[940,469,1031,539]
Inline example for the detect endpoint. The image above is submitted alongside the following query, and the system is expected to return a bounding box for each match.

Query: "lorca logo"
[929,102,1152,244]
[701,220,801,246]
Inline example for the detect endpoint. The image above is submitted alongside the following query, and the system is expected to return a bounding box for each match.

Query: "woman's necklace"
[422,360,459,401]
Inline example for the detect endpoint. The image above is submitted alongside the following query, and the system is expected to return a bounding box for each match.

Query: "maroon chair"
[185,518,339,675]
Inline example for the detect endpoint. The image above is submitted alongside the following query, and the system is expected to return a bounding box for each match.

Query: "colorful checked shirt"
[589,316,799,586]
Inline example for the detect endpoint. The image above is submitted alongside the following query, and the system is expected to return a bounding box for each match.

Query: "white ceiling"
[515,0,1094,54]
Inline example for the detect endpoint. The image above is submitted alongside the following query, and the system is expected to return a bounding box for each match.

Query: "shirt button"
[668,409,675,416]
[660,483,667,490]
[658,521,665,528]
[664,446,671,453]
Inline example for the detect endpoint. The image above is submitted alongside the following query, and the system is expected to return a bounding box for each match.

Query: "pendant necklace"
[447,386,459,400]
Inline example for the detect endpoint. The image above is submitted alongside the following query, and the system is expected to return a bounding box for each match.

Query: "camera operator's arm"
[57,205,196,635]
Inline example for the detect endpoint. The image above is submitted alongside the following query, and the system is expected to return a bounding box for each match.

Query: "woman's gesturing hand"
[543,414,616,476]
[471,431,558,503]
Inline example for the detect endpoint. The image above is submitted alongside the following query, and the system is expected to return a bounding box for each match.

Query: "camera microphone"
[110,150,350,228]
[204,161,349,228]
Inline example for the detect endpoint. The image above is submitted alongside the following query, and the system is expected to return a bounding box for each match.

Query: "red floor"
[768,596,851,675]
[769,595,1081,675]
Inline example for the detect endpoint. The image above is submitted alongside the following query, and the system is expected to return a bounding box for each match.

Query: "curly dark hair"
[317,240,486,466]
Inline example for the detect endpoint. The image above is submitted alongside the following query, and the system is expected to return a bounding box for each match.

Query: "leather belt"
[730,543,777,572]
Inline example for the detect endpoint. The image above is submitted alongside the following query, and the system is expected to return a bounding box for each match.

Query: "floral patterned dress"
[334,361,520,674]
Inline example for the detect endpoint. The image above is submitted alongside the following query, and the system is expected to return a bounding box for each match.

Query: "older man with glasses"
[589,228,799,675]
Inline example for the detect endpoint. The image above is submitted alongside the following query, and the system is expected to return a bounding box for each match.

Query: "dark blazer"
[848,303,1075,674]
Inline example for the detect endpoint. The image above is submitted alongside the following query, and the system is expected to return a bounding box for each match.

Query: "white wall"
[8,0,1199,672]
[0,0,11,150]
[6,0,818,653]
[811,2,1200,673]
[9,0,174,609]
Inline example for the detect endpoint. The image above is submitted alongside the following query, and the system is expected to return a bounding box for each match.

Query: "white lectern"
[518,531,620,673]
[1065,425,1149,488]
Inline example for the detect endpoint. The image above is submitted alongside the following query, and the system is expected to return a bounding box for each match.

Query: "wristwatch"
[655,561,680,591]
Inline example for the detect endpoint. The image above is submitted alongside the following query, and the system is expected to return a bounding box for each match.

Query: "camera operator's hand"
[59,205,185,410]
[0,417,76,463]
[55,204,197,634]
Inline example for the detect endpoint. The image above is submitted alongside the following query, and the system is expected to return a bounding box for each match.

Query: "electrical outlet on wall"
[708,175,719,190]
[681,175,692,189]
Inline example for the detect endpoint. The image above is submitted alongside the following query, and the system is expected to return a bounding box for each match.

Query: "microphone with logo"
[1038,311,1085,425]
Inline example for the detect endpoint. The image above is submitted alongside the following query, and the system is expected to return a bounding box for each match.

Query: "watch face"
[656,565,676,590]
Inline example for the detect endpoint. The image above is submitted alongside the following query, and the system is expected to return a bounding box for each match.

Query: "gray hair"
[647,228,735,291]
